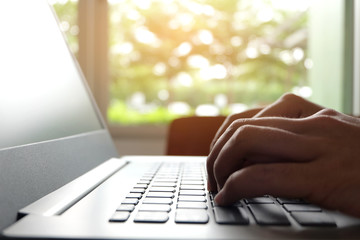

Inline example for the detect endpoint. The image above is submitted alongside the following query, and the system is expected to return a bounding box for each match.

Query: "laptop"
[1,0,360,239]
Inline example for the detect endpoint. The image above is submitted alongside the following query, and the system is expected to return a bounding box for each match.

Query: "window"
[108,0,311,125]
[51,0,312,126]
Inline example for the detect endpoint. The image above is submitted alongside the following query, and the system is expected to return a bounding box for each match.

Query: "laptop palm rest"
[18,158,127,218]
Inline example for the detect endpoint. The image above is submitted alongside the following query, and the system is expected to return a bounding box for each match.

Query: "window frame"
[77,0,167,140]
[354,0,360,116]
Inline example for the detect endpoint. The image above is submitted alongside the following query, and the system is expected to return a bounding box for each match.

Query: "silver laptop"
[1,0,360,239]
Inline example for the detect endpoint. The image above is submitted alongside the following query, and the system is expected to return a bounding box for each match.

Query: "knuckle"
[279,93,300,103]
[226,119,250,137]
[310,114,340,126]
[233,125,256,142]
[316,108,338,117]
[226,113,243,125]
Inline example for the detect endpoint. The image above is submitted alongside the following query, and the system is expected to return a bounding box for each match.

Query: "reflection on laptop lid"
[2,0,360,239]
[0,0,118,231]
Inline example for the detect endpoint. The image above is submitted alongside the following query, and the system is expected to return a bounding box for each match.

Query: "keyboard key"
[152,182,177,187]
[142,198,173,205]
[213,207,249,225]
[139,204,171,212]
[137,180,150,185]
[146,192,175,198]
[122,199,139,205]
[177,202,208,209]
[134,184,148,189]
[181,180,204,185]
[116,204,135,212]
[178,196,206,202]
[153,178,178,183]
[245,197,273,204]
[180,185,205,190]
[140,177,153,181]
[134,212,169,223]
[130,188,146,194]
[126,193,142,199]
[179,190,205,196]
[109,212,130,222]
[277,198,307,204]
[248,204,290,226]
[149,187,176,192]
[181,177,204,181]
[283,204,322,212]
[291,212,337,227]
[175,209,209,224]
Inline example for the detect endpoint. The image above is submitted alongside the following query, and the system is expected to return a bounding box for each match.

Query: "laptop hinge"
[18,158,128,217]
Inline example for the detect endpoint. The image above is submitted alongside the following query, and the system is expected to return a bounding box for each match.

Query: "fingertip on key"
[214,191,224,205]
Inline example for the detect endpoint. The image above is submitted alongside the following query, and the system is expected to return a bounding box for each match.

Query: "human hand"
[210,93,324,150]
[207,93,360,217]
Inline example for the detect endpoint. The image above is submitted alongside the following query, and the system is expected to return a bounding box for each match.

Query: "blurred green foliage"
[52,0,309,125]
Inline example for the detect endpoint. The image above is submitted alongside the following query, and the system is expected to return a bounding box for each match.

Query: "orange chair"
[166,116,226,156]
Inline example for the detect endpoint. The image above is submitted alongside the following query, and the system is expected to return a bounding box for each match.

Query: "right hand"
[207,93,324,192]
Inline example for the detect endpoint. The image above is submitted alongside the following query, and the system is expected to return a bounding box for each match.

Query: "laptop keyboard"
[109,162,336,227]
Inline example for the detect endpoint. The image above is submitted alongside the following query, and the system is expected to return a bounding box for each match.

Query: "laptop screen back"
[0,1,103,150]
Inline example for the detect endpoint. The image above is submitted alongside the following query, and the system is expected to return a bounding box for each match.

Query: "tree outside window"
[51,0,312,125]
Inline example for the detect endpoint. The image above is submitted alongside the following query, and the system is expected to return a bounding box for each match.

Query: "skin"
[207,93,360,218]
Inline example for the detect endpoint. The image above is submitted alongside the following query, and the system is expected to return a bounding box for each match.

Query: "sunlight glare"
[214,94,228,108]
[229,103,248,114]
[168,102,191,115]
[293,47,304,62]
[231,36,243,47]
[259,44,271,55]
[133,0,151,10]
[134,27,161,47]
[245,47,259,59]
[179,13,194,28]
[153,62,167,76]
[127,9,141,21]
[257,8,274,22]
[158,89,169,101]
[198,29,213,45]
[195,104,219,116]
[174,42,192,57]
[176,72,193,87]
[292,86,312,98]
[199,64,227,81]
[112,42,133,55]
[187,55,209,68]
[272,0,311,11]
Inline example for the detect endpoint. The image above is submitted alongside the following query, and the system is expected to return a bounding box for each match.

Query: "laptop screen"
[0,1,103,149]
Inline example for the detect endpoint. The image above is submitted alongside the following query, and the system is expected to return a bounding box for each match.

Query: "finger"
[254,93,323,118]
[213,125,318,190]
[210,108,263,150]
[215,162,312,206]
[314,108,360,125]
[207,117,314,191]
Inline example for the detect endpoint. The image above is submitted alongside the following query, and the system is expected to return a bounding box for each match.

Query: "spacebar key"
[248,204,290,226]
[213,207,249,225]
